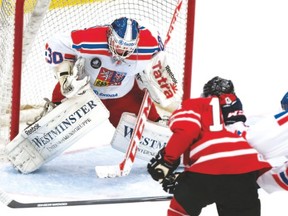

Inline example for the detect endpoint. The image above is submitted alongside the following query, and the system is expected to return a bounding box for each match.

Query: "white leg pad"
[111,112,172,162]
[6,88,109,174]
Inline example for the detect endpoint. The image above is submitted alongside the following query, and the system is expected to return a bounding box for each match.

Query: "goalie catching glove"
[147,148,180,183]
[136,51,182,111]
[55,57,90,98]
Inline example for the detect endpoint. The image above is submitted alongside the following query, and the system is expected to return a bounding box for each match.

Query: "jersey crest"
[93,67,126,87]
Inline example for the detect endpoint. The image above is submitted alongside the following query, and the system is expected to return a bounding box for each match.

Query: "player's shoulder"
[138,26,163,48]
[138,26,157,39]
[182,97,213,107]
[71,25,108,44]
[218,93,244,111]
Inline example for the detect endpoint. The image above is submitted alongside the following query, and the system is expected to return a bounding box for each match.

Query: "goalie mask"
[203,76,234,97]
[108,17,139,62]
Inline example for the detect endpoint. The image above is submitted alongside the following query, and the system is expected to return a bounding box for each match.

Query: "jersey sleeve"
[45,32,77,67]
[137,27,163,54]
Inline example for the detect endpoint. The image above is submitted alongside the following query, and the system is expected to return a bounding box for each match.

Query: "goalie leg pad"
[111,112,172,162]
[6,88,110,174]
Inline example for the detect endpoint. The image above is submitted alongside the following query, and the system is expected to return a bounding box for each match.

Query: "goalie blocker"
[6,88,109,174]
[136,51,182,112]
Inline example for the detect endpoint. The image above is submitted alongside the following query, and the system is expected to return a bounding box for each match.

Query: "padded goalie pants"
[169,171,260,216]
[51,82,161,127]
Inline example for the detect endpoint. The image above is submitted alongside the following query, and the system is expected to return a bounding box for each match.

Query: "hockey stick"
[95,89,153,178]
[0,189,172,208]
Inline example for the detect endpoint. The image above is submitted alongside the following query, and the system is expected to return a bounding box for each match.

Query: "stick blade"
[95,164,123,178]
[95,159,134,178]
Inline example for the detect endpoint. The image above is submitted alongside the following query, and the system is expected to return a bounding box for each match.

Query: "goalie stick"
[0,189,172,208]
[95,0,184,178]
[95,89,153,178]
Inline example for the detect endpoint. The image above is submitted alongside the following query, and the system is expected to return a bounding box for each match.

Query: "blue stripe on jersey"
[72,43,109,50]
[72,43,159,54]
[135,47,160,53]
[279,171,288,184]
[274,110,288,119]
[274,110,288,125]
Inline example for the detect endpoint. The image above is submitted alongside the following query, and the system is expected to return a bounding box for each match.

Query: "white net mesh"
[0,0,190,145]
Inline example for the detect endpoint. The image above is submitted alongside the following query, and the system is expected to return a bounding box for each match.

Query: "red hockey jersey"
[164,96,271,175]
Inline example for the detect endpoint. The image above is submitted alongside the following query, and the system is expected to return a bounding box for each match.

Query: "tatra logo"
[90,57,102,69]
[152,60,178,99]
[30,100,97,148]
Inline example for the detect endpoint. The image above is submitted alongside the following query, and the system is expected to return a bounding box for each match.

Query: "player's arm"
[147,99,201,182]
[46,33,90,99]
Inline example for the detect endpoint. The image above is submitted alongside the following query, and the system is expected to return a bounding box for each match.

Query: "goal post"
[0,0,196,145]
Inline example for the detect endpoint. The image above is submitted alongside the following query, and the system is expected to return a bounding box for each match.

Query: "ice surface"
[0,123,172,216]
[2,1,288,215]
[0,146,168,201]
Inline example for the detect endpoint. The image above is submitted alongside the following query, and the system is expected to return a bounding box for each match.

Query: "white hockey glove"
[136,51,182,110]
[55,57,90,98]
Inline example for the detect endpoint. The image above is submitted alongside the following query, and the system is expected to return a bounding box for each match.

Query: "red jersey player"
[147,77,271,215]
[204,77,288,194]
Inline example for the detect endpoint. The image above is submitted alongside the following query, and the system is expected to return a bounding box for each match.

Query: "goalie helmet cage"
[0,0,195,144]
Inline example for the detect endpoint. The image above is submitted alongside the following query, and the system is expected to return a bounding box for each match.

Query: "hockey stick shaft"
[164,0,183,47]
[95,89,152,177]
[119,89,152,171]
[0,189,171,208]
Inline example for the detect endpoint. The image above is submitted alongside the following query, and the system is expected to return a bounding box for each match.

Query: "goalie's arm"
[46,33,90,99]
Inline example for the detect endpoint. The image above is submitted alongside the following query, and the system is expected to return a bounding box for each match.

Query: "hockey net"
[0,0,195,148]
